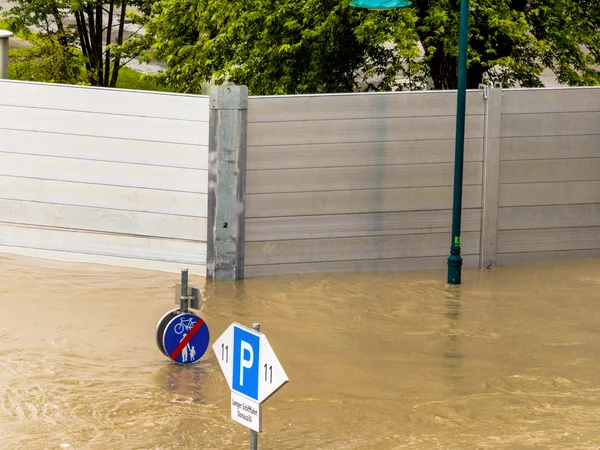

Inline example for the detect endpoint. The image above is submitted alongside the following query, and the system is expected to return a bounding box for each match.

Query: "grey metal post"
[0,30,13,80]
[250,322,260,450]
[480,83,502,269]
[180,269,189,312]
[207,83,249,281]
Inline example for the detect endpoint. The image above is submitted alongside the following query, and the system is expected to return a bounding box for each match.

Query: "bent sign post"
[213,322,288,446]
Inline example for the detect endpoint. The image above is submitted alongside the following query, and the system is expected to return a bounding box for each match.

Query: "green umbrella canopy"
[349,0,411,9]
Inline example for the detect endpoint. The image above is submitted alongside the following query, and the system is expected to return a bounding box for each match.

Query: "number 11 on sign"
[222,343,229,362]
[264,364,272,383]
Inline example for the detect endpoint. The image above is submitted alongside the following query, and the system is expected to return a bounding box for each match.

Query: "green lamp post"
[350,0,470,285]
[446,0,469,285]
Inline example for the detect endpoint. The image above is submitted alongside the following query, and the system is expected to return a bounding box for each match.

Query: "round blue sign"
[156,309,180,357]
[162,313,210,365]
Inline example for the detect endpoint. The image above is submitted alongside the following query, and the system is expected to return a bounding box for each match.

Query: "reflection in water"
[442,287,463,375]
[0,253,599,449]
[156,363,209,403]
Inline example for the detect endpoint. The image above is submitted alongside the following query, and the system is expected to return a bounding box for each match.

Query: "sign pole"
[180,269,189,312]
[213,321,288,439]
[250,322,260,450]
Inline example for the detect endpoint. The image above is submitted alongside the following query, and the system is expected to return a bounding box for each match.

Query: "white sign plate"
[213,322,289,403]
[231,391,262,432]
[258,333,289,403]
[213,323,234,389]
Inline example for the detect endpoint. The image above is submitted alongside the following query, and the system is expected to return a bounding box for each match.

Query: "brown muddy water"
[0,253,599,449]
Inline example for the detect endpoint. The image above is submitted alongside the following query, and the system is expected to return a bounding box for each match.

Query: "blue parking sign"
[232,325,260,401]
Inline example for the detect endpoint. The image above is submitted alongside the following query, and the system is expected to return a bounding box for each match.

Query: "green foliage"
[7,42,173,91]
[2,0,154,87]
[135,0,419,94]
[1,23,170,91]
[0,18,35,43]
[8,42,88,85]
[140,0,600,94]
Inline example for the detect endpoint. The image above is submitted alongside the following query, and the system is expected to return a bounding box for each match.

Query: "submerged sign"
[213,322,289,432]
[213,322,288,403]
[162,313,210,364]
[155,270,209,364]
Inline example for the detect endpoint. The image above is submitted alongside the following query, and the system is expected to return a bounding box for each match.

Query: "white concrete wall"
[497,87,600,265]
[0,80,209,273]
[244,87,600,277]
[3,81,596,278]
[245,91,486,276]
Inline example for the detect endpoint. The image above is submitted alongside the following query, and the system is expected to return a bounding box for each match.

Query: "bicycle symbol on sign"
[174,317,197,334]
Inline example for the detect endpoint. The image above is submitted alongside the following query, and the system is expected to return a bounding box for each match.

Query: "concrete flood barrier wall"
[0,80,598,278]
[243,91,486,277]
[0,80,209,274]
[209,85,600,278]
[496,88,600,266]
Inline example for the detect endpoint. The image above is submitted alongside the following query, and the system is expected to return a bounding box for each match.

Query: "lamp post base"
[447,246,463,285]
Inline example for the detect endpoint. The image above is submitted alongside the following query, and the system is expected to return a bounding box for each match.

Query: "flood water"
[1,253,599,449]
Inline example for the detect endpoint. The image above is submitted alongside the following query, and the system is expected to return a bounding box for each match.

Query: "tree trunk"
[75,12,92,78]
[95,3,104,86]
[109,2,127,88]
[428,47,486,90]
[82,6,99,85]
[429,47,458,90]
[104,1,115,87]
[51,6,68,48]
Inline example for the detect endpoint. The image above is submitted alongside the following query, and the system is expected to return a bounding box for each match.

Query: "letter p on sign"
[232,326,260,401]
[239,341,253,385]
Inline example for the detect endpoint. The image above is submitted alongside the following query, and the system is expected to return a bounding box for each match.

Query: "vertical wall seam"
[480,84,490,268]
[480,84,502,269]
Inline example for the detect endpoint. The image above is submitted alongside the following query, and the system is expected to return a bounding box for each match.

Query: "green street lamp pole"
[447,0,470,285]
[351,0,469,284]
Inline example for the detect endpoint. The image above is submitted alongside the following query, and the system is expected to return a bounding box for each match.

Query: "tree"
[2,0,153,87]
[135,0,600,94]
[131,0,419,94]
[415,0,600,89]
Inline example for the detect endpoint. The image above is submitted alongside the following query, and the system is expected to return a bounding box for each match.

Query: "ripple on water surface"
[1,254,600,449]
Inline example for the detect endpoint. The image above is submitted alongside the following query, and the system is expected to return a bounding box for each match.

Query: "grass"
[115,66,172,92]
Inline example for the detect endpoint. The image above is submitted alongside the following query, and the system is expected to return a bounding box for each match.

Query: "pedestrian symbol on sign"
[162,313,209,365]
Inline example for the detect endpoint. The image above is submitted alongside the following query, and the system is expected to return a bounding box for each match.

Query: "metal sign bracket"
[175,269,203,312]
